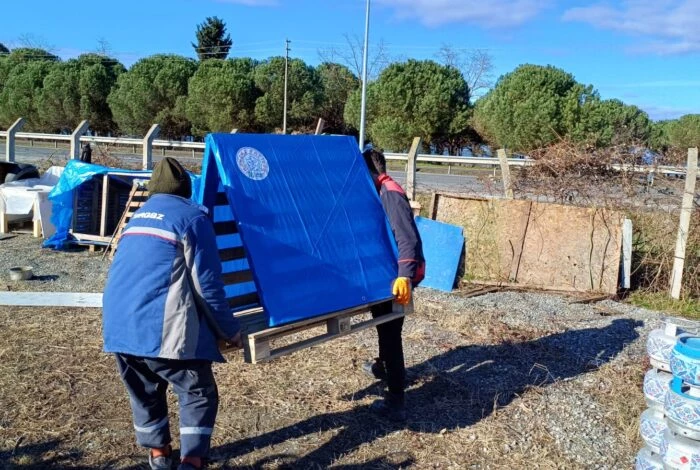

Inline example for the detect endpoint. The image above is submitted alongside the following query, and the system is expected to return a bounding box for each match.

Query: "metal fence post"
[143,124,161,170]
[70,120,90,160]
[5,118,26,163]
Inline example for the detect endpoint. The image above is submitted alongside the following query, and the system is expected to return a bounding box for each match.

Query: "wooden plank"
[670,148,699,299]
[221,269,254,285]
[99,174,109,237]
[0,292,102,308]
[227,292,260,309]
[252,310,409,364]
[214,221,238,235]
[71,232,112,243]
[247,299,391,342]
[219,247,246,262]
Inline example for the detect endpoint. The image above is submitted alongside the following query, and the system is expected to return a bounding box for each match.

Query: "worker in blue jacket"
[362,146,425,421]
[103,157,241,470]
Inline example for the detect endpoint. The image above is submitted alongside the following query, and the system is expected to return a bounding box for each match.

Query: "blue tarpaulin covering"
[43,160,199,249]
[415,216,464,292]
[199,133,397,327]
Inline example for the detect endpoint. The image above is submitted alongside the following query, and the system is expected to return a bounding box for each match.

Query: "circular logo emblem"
[236,147,269,181]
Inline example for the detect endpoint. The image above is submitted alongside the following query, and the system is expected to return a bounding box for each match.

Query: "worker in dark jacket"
[80,143,92,163]
[103,157,242,470]
[362,146,425,421]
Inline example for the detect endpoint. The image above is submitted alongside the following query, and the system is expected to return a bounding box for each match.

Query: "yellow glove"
[392,277,412,305]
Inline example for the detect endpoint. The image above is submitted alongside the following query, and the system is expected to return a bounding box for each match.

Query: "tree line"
[0,18,697,154]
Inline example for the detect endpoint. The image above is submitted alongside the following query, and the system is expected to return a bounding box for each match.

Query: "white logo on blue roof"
[236,147,269,181]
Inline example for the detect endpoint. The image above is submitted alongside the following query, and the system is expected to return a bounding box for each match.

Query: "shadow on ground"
[211,318,642,469]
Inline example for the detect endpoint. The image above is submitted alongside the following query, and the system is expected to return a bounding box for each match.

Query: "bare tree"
[435,44,494,98]
[17,33,55,52]
[95,38,113,56]
[318,33,391,81]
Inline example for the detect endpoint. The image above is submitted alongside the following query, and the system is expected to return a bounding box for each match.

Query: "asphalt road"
[3,145,489,193]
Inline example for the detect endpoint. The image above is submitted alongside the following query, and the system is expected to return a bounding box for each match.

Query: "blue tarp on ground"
[43,160,199,249]
[415,217,464,292]
[199,133,397,327]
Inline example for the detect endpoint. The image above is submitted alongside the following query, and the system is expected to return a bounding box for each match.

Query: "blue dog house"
[198,133,399,328]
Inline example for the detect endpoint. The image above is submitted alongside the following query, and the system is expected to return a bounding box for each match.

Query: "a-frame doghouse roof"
[199,133,398,328]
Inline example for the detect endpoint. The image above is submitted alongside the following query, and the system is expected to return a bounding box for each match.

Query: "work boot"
[362,358,388,381]
[148,447,173,470]
[370,392,406,422]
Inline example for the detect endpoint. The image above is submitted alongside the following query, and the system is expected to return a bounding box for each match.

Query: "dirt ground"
[0,234,661,469]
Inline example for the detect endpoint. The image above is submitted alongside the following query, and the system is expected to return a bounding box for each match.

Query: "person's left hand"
[392,277,411,305]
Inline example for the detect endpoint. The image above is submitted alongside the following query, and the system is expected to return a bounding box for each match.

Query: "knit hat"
[149,157,192,199]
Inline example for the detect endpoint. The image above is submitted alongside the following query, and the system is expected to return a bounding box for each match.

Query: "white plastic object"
[644,368,673,411]
[635,446,664,470]
[640,408,668,454]
[660,428,700,469]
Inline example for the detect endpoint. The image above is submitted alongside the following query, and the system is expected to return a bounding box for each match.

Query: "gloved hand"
[392,277,412,305]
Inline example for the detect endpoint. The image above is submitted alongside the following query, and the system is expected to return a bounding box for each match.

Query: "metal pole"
[283,39,290,134]
[358,0,370,150]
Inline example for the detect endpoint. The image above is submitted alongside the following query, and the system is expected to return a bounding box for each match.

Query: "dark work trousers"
[115,354,219,458]
[370,300,406,398]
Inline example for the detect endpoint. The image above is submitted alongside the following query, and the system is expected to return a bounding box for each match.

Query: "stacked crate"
[637,318,700,469]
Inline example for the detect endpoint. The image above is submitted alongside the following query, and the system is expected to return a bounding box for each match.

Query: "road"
[2,145,489,193]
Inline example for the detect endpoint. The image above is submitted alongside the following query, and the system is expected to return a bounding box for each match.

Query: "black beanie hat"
[149,157,192,199]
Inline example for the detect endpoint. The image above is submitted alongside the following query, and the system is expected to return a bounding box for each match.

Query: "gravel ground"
[0,235,666,468]
[0,234,109,292]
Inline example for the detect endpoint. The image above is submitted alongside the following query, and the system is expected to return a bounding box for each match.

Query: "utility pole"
[283,38,291,134]
[358,0,371,150]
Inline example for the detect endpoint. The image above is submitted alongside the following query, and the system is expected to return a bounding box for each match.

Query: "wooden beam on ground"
[406,137,421,201]
[670,147,699,299]
[497,148,514,199]
[0,292,103,308]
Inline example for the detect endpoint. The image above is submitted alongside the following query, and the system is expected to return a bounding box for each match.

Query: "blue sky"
[1,0,699,121]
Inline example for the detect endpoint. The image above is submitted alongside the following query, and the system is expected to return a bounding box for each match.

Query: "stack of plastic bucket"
[637,318,700,469]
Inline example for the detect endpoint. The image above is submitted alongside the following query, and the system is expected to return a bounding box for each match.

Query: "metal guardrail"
[0,130,693,175]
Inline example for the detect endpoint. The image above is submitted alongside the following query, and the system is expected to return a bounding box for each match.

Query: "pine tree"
[192,16,232,61]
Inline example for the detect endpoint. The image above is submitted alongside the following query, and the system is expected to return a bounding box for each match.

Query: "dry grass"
[0,292,649,469]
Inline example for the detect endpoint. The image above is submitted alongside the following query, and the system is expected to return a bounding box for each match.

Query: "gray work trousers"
[115,353,218,458]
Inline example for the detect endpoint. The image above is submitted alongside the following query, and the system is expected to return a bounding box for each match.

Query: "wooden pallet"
[225,300,413,364]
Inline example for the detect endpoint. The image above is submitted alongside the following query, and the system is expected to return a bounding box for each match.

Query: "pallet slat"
[219,247,246,262]
[241,302,412,363]
[227,292,260,309]
[215,192,229,206]
[214,221,238,235]
[222,270,254,285]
